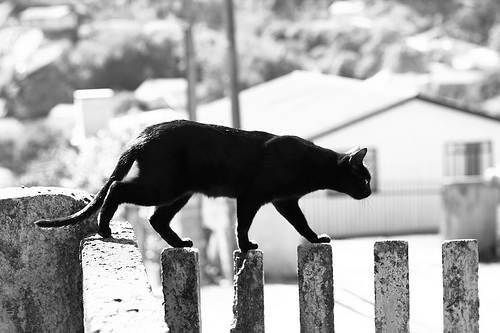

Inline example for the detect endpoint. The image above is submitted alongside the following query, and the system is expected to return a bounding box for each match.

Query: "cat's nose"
[358,188,371,200]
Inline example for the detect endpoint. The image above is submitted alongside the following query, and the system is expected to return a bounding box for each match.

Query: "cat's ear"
[345,146,361,155]
[349,148,367,166]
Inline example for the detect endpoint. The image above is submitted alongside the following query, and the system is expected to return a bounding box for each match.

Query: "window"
[444,142,493,178]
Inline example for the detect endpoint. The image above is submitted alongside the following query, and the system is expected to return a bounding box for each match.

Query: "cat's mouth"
[350,190,371,200]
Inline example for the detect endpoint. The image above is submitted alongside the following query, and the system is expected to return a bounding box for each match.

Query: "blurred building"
[197,70,500,279]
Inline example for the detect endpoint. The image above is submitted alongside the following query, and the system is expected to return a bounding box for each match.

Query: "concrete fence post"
[161,247,201,333]
[230,250,265,333]
[374,240,410,333]
[297,243,334,333]
[442,239,479,333]
[0,187,96,333]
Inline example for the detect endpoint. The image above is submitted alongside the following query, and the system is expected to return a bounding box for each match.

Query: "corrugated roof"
[197,71,417,139]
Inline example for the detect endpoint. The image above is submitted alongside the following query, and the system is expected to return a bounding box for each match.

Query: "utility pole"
[185,0,197,121]
[224,0,241,129]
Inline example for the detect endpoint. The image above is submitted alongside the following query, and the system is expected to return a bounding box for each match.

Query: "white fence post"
[297,243,335,333]
[442,239,479,333]
[231,250,265,333]
[374,240,410,333]
[161,247,201,333]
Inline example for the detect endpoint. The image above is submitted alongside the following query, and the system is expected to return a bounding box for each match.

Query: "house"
[134,78,188,111]
[196,70,500,279]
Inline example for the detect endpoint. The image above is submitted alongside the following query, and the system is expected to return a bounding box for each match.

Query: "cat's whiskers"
[365,198,374,214]
[358,197,374,222]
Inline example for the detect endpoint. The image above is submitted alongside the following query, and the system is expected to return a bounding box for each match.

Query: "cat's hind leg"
[273,199,330,244]
[98,180,165,238]
[149,194,193,248]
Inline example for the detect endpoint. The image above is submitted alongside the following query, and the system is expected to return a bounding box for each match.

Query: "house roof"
[197,71,416,139]
[197,70,500,141]
[135,78,187,111]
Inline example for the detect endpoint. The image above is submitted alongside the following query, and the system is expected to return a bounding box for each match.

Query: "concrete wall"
[442,181,499,260]
[0,187,169,333]
[0,187,96,333]
[81,220,168,333]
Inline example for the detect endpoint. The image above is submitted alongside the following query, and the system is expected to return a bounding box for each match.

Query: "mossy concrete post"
[230,250,264,333]
[0,187,97,333]
[297,243,334,333]
[161,247,201,333]
[442,239,479,333]
[374,240,410,333]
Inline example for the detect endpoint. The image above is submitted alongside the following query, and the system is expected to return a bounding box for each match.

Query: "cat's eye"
[365,179,369,185]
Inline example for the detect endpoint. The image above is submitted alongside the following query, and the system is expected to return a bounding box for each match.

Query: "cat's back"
[134,120,273,155]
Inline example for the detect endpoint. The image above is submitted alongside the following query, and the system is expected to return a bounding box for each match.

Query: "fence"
[0,189,480,333]
[160,239,479,333]
[301,180,442,238]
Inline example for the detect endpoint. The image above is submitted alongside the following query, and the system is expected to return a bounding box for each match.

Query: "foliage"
[4,61,74,119]
[479,69,500,102]
[443,2,497,44]
[0,118,24,172]
[0,119,72,176]
[5,0,500,119]
[488,24,500,54]
[383,43,428,74]
[66,20,184,91]
[19,118,138,192]
[379,0,457,17]
[268,0,333,19]
[237,33,302,89]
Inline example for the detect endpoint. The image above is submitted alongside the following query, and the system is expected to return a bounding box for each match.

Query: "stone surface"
[297,243,334,333]
[81,220,168,333]
[374,240,410,333]
[0,186,96,333]
[160,247,201,333]
[442,239,479,333]
[231,250,264,333]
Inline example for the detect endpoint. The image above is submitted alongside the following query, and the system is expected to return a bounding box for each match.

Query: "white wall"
[218,99,500,280]
[315,99,500,185]
[303,99,500,238]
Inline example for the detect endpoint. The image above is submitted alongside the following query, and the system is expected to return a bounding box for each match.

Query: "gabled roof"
[197,70,498,140]
[197,71,416,139]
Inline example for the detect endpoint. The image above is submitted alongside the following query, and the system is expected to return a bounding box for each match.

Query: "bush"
[20,120,131,191]
[66,20,184,91]
[0,118,24,171]
[0,119,71,176]
[4,60,74,119]
[382,43,428,74]
[238,34,302,88]
[444,3,496,44]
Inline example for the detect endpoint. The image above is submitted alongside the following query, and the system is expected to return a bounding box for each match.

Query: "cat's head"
[335,147,372,200]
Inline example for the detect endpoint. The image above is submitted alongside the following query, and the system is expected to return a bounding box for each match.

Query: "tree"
[445,2,497,44]
[382,43,427,74]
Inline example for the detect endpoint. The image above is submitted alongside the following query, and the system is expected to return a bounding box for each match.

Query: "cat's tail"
[35,149,136,228]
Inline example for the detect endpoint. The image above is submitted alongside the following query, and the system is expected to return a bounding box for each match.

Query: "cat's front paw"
[313,234,331,244]
[98,226,112,238]
[240,240,259,252]
[180,238,194,248]
[171,238,194,248]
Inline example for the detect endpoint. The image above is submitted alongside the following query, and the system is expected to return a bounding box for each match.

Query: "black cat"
[35,120,371,252]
